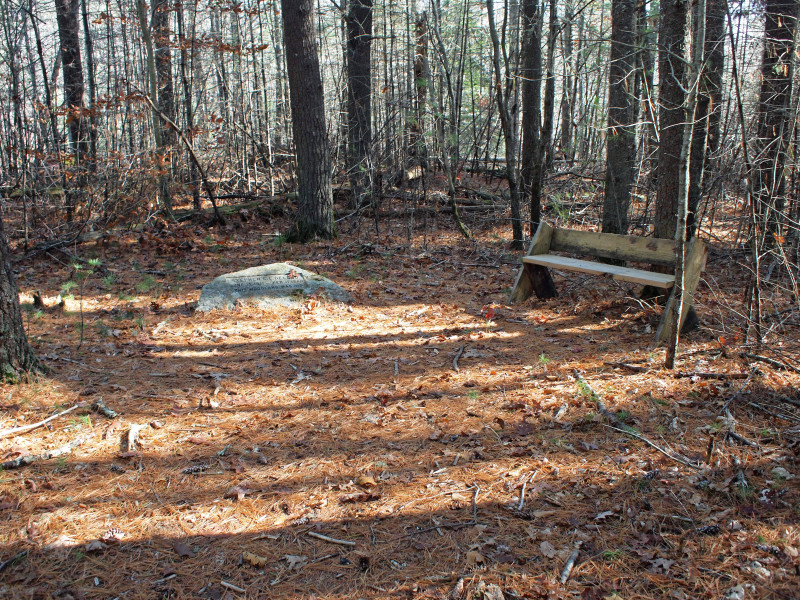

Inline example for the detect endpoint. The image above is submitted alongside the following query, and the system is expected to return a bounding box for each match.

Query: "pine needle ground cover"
[1,202,798,600]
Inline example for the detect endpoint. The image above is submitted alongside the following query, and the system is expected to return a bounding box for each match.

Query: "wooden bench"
[509,222,707,344]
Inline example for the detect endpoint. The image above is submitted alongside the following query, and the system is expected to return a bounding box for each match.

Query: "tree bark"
[686,0,725,237]
[541,0,558,171]
[346,0,373,207]
[602,0,637,235]
[487,0,524,249]
[520,0,543,236]
[754,0,798,237]
[0,212,41,382]
[152,0,176,148]
[281,0,334,242]
[79,0,98,163]
[54,0,86,222]
[136,0,173,216]
[654,0,688,240]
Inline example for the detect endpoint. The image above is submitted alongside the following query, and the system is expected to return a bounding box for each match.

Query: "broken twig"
[306,531,356,546]
[674,371,749,380]
[453,344,465,372]
[0,403,84,440]
[741,352,800,374]
[1,435,88,470]
[220,580,246,594]
[559,541,582,584]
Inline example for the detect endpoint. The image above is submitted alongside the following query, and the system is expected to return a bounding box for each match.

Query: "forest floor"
[1,187,799,600]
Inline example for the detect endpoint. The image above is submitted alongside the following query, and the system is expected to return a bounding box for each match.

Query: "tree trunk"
[346,0,373,207]
[602,0,637,235]
[520,0,543,236]
[666,0,705,368]
[487,0,524,249]
[152,0,176,148]
[54,0,86,222]
[541,0,557,171]
[754,0,798,237]
[654,0,688,240]
[0,213,41,382]
[176,3,200,210]
[560,0,573,160]
[281,0,334,242]
[136,0,172,216]
[79,0,98,163]
[686,0,725,237]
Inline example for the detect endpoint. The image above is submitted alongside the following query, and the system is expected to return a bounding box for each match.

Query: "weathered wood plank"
[655,238,707,343]
[509,223,555,303]
[523,254,676,287]
[550,229,677,266]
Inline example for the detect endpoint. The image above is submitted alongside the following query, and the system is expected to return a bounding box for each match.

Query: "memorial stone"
[197,263,351,311]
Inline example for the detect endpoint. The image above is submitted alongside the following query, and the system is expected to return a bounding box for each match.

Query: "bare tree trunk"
[346,0,373,208]
[541,0,557,171]
[654,0,688,240]
[152,0,176,148]
[54,0,86,223]
[176,3,199,210]
[0,212,42,382]
[686,0,725,237]
[602,0,637,235]
[754,0,798,238]
[487,0,524,248]
[281,0,334,242]
[79,0,97,163]
[666,0,705,369]
[136,0,173,217]
[560,0,573,160]
[521,0,543,236]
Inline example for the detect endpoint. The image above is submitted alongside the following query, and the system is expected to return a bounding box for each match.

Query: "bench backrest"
[549,228,677,266]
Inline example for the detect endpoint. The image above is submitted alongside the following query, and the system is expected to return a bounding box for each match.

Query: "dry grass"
[1,196,798,600]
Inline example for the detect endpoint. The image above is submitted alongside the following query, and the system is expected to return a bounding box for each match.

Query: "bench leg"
[510,263,558,302]
[509,222,558,303]
[654,238,707,344]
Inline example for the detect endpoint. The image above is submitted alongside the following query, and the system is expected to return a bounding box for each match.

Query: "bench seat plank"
[522,254,675,288]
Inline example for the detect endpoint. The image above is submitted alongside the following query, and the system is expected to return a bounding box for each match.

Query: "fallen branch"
[559,541,582,584]
[740,352,800,374]
[306,531,356,547]
[92,399,119,419]
[674,371,749,380]
[578,372,701,470]
[1,435,88,470]
[453,344,465,373]
[725,430,760,448]
[0,550,28,573]
[0,403,84,440]
[604,424,701,470]
[220,580,246,594]
[603,361,649,373]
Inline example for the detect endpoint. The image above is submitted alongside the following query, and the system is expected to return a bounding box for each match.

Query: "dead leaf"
[339,491,381,503]
[355,474,377,488]
[172,541,196,558]
[225,486,248,501]
[595,511,616,521]
[85,540,107,553]
[467,550,486,566]
[45,534,76,553]
[540,541,556,558]
[483,584,505,600]
[283,554,307,570]
[242,551,268,567]
[649,557,674,573]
